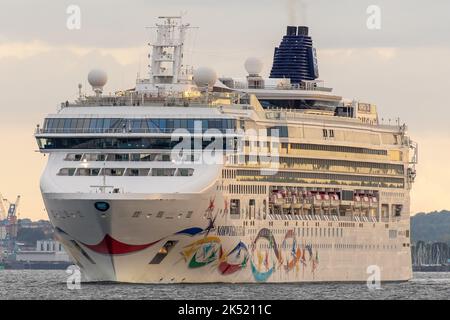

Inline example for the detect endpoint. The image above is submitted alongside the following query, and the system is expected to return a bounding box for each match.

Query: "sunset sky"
[0,0,449,220]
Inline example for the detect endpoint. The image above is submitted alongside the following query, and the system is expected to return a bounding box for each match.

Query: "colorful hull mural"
[59,223,319,282]
[180,227,319,282]
[181,236,249,275]
[218,241,249,275]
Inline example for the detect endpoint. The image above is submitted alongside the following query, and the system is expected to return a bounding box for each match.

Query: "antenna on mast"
[145,16,197,85]
[136,16,198,95]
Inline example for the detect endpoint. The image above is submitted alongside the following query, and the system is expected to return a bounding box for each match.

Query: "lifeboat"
[321,194,331,214]
[302,192,312,211]
[369,196,378,208]
[291,194,302,209]
[330,193,340,207]
[313,193,323,208]
[274,191,284,206]
[362,195,370,209]
[353,195,362,214]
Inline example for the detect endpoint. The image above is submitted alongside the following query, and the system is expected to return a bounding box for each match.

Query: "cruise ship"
[35,17,418,283]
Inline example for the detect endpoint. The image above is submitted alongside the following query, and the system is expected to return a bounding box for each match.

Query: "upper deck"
[35,89,404,137]
[34,18,413,155]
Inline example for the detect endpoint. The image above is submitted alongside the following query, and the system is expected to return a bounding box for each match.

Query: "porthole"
[94,201,110,212]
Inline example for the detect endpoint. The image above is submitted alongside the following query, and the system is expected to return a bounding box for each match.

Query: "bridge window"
[37,137,231,150]
[102,168,125,176]
[76,168,100,176]
[42,118,236,134]
[176,168,194,176]
[57,168,76,176]
[65,153,83,161]
[125,168,150,176]
[151,168,176,176]
[56,167,194,177]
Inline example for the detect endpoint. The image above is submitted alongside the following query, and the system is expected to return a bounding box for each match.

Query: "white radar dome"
[193,67,217,88]
[88,69,108,92]
[244,57,263,76]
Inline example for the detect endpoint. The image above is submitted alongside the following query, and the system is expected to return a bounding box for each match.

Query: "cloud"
[318,47,398,61]
[0,40,51,59]
[0,40,146,65]
[1,0,450,49]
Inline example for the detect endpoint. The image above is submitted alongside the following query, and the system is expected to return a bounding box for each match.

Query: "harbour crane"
[0,193,7,220]
[6,195,20,239]
[0,195,21,256]
[0,194,7,258]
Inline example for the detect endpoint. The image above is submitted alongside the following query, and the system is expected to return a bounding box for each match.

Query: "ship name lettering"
[216,226,245,236]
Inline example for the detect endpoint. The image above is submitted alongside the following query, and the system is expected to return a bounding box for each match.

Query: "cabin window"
[230,199,240,216]
[151,168,176,176]
[57,168,76,176]
[393,204,403,217]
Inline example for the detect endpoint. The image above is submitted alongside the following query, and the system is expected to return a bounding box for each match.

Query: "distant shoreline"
[413,265,450,272]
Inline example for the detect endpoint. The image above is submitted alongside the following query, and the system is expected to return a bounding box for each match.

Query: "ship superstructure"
[35,17,417,283]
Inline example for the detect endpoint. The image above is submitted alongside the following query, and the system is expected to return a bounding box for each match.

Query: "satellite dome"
[193,67,217,88]
[88,69,107,92]
[244,57,263,76]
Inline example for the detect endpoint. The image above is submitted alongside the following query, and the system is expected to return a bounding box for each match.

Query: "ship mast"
[148,16,192,85]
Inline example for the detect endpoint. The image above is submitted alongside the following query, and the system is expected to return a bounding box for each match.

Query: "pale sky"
[0,0,449,220]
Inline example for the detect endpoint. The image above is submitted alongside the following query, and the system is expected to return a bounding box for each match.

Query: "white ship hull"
[43,187,412,283]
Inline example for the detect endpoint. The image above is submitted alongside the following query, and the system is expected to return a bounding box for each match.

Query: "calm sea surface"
[0,270,448,300]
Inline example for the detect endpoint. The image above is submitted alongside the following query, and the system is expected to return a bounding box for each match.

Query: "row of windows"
[236,169,405,189]
[43,118,236,134]
[253,241,397,251]
[52,209,195,220]
[339,222,356,228]
[228,184,267,194]
[381,191,405,198]
[244,140,274,148]
[323,129,335,138]
[242,156,404,176]
[39,242,63,252]
[65,152,200,162]
[276,157,404,175]
[300,227,343,238]
[334,243,397,250]
[39,138,391,165]
[249,227,344,239]
[290,143,388,156]
[236,169,404,184]
[37,137,232,150]
[222,169,236,179]
[58,167,194,177]
[131,211,194,219]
